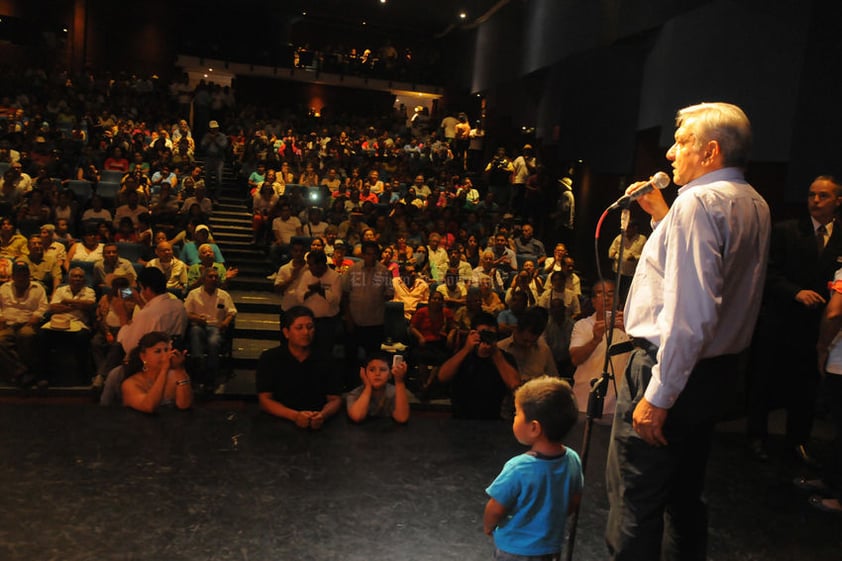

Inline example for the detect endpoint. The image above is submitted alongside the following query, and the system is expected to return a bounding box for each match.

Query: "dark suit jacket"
[758,216,842,346]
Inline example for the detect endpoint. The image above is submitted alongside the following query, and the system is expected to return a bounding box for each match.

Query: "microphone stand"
[565,207,628,561]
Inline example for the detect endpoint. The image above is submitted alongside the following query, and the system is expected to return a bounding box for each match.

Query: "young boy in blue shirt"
[484,376,583,560]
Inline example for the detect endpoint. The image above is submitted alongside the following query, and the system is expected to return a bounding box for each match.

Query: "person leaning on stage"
[121,331,193,413]
[605,102,770,561]
[256,306,343,430]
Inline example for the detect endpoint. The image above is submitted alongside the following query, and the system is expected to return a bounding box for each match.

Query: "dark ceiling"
[197,0,506,41]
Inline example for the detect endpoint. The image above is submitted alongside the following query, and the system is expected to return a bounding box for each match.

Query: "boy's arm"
[347,386,372,423]
[391,362,410,424]
[483,497,507,536]
[568,492,582,515]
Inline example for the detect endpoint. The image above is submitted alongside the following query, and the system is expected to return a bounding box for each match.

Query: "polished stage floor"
[0,402,839,561]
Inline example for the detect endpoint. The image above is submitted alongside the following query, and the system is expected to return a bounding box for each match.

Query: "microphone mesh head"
[653,171,671,189]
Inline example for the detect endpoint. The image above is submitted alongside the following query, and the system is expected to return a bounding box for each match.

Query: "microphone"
[609,171,671,210]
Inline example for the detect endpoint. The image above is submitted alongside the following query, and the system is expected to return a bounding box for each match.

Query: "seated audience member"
[0,261,48,384]
[180,224,224,266]
[497,289,529,339]
[270,202,303,265]
[256,306,343,429]
[542,243,568,275]
[91,273,134,388]
[185,267,237,391]
[329,239,353,275]
[543,297,576,382]
[426,232,449,282]
[100,267,188,405]
[113,190,149,229]
[472,250,506,294]
[437,267,468,308]
[498,306,558,383]
[569,280,630,419]
[450,287,484,347]
[538,270,581,319]
[113,216,139,243]
[66,223,104,270]
[146,241,188,295]
[40,224,67,270]
[0,217,27,262]
[20,234,61,295]
[42,266,96,384]
[477,274,506,316]
[505,267,541,308]
[437,312,520,419]
[409,291,455,367]
[180,183,213,217]
[392,261,429,319]
[513,223,547,267]
[491,232,518,280]
[562,255,582,298]
[346,352,410,423]
[121,331,193,413]
[302,206,329,239]
[186,243,238,291]
[81,194,113,225]
[94,242,137,293]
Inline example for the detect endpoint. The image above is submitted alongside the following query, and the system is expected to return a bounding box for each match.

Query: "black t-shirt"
[450,350,516,420]
[255,345,342,411]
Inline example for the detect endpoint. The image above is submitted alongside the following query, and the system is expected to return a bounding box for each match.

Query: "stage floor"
[0,403,839,561]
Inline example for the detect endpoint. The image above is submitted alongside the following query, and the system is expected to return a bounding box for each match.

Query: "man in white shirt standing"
[605,102,770,561]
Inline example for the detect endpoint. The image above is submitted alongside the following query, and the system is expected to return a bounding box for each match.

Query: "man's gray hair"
[676,102,752,168]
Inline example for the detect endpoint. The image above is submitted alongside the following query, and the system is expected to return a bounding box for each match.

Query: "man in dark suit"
[748,175,842,465]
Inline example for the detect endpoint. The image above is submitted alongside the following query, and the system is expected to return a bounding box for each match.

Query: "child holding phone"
[346,352,410,423]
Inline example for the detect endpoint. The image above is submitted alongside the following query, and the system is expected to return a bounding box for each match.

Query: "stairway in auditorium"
[209,170,279,400]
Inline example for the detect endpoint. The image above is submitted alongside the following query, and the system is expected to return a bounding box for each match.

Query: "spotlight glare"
[459,11,467,20]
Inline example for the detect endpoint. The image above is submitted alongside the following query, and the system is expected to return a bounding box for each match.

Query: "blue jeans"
[493,548,559,561]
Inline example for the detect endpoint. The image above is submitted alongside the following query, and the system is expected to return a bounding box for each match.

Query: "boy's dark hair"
[362,350,392,368]
[515,376,578,442]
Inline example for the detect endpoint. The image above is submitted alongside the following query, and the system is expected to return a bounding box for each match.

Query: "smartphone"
[120,288,133,299]
[392,354,404,369]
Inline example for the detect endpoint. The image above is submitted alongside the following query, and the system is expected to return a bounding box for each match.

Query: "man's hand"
[632,397,669,446]
[795,290,826,308]
[627,179,670,222]
[294,410,313,429]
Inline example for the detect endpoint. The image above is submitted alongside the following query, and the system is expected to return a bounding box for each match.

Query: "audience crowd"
[0,62,604,424]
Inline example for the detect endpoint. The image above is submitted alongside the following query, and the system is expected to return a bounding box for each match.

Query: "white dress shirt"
[624,167,770,408]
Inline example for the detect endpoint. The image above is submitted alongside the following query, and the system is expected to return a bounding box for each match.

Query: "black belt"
[631,337,659,357]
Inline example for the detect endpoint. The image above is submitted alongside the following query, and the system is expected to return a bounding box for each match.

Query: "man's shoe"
[749,438,770,462]
[794,477,830,492]
[808,495,842,513]
[793,445,822,469]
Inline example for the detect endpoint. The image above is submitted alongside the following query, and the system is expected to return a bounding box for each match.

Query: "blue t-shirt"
[486,449,583,556]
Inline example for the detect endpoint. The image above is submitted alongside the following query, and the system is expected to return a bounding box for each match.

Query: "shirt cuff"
[642,364,679,409]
